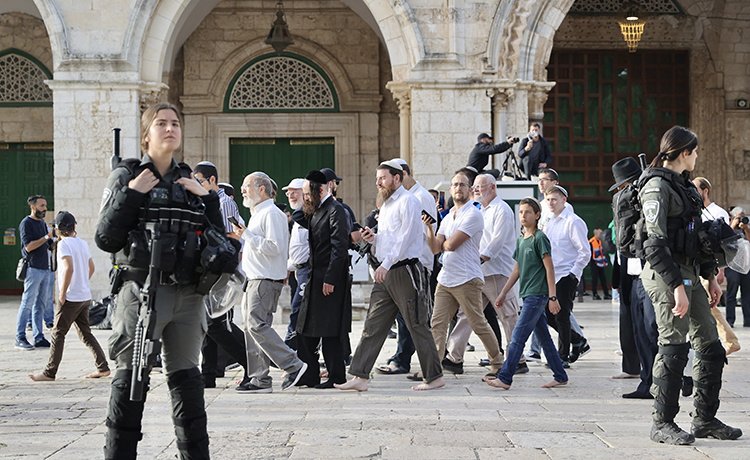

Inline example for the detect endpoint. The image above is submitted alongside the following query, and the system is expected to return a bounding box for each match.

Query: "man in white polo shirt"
[425,172,504,376]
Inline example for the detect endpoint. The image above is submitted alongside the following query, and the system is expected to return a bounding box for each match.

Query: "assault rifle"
[638,152,647,170]
[130,221,162,401]
[111,128,121,171]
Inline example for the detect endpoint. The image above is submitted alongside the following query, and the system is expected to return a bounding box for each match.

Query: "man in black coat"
[467,133,518,174]
[295,170,353,388]
[517,122,552,179]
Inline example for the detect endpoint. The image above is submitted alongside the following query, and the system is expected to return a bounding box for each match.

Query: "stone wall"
[177,1,391,219]
[0,13,53,143]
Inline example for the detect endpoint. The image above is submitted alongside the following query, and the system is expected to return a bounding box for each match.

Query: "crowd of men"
[13,121,749,455]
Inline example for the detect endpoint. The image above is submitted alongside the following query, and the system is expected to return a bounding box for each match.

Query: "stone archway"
[135,0,422,86]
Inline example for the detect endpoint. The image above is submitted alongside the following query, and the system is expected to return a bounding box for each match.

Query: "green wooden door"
[229,138,335,222]
[0,143,54,292]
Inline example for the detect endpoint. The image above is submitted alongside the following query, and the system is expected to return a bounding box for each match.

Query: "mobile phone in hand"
[421,210,436,225]
[228,216,240,227]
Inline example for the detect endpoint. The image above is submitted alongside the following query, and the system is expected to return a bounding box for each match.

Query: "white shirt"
[287,220,310,271]
[409,181,437,271]
[540,199,573,231]
[437,203,484,287]
[479,195,517,277]
[701,202,730,223]
[57,236,92,302]
[544,205,590,283]
[374,185,423,270]
[241,199,289,280]
[626,257,643,276]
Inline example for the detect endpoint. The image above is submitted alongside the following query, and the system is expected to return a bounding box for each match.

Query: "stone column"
[386,82,412,165]
[45,78,166,297]
[489,86,515,171]
[409,83,492,187]
[527,81,556,126]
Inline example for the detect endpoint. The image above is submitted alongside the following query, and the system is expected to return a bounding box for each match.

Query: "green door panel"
[229,138,335,222]
[0,144,54,292]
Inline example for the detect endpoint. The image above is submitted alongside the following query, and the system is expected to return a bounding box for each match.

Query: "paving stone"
[2,297,750,458]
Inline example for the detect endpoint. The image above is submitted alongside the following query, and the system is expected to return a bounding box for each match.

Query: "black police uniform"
[96,155,224,459]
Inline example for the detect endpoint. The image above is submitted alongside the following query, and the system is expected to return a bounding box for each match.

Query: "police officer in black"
[639,126,742,445]
[96,103,224,459]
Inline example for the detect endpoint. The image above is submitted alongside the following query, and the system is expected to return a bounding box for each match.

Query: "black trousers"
[630,277,658,393]
[297,335,346,386]
[201,310,248,380]
[590,262,609,296]
[545,274,578,360]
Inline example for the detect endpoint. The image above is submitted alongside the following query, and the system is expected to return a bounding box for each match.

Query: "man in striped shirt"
[193,161,248,389]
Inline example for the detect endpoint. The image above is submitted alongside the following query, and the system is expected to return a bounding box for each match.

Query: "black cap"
[305,170,328,184]
[477,133,492,142]
[609,157,642,192]
[320,167,342,182]
[54,211,76,230]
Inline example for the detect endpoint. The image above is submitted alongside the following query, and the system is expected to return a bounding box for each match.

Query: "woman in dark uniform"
[639,126,741,445]
[96,103,224,459]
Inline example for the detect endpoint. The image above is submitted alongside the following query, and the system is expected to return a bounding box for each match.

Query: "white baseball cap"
[282,178,305,190]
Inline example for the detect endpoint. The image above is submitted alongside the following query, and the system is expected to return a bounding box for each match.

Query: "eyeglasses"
[196,178,206,185]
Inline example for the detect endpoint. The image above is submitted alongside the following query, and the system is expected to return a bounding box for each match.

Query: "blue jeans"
[16,267,54,342]
[286,265,310,342]
[497,295,568,385]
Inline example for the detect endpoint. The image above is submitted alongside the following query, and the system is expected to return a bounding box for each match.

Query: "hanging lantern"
[265,1,294,54]
[618,14,645,53]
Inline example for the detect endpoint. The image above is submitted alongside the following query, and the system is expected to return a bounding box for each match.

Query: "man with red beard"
[294,170,352,388]
[336,160,444,391]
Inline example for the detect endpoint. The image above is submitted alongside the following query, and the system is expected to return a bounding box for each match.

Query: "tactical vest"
[634,168,703,261]
[116,159,207,284]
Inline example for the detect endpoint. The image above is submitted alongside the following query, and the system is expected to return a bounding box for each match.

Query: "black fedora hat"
[609,157,642,192]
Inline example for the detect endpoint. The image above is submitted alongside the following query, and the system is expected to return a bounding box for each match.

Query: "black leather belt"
[260,278,285,284]
[391,258,418,269]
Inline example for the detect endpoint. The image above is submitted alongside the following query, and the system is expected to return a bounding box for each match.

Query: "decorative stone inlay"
[570,0,682,15]
[227,56,336,111]
[0,52,52,103]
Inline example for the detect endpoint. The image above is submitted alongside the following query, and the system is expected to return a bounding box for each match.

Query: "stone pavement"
[2,294,750,459]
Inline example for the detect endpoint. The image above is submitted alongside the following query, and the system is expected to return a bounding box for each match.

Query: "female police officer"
[639,126,741,445]
[96,103,224,459]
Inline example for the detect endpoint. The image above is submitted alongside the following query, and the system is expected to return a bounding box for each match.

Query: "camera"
[741,216,749,225]
[508,136,520,144]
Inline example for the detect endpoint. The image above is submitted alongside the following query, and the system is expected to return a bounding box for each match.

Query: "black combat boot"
[103,370,147,460]
[650,343,695,445]
[691,341,742,440]
[168,367,210,459]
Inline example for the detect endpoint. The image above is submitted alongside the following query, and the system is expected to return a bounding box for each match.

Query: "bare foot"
[85,370,111,379]
[334,377,368,392]
[541,379,567,388]
[29,373,54,382]
[320,370,329,379]
[411,376,445,391]
[486,379,510,390]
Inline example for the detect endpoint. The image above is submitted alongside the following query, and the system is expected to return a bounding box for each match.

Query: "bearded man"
[336,160,444,392]
[294,170,353,388]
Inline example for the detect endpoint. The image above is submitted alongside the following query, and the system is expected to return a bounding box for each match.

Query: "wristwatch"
[549,296,558,302]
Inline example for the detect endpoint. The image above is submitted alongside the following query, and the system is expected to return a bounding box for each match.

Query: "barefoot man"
[336,160,445,391]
